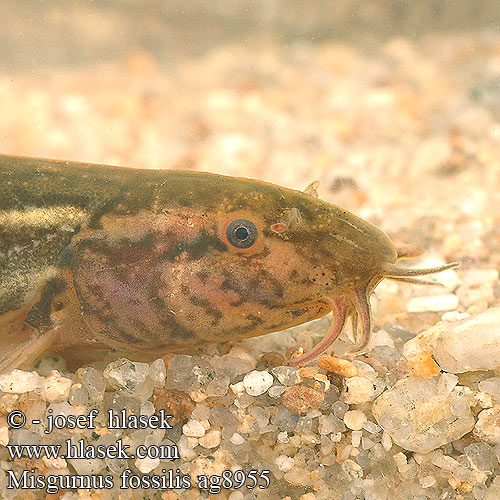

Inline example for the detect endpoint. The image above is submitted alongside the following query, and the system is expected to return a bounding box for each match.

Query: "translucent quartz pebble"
[214,354,254,380]
[69,383,88,406]
[79,366,106,402]
[373,375,475,453]
[318,414,346,434]
[271,366,300,386]
[165,355,214,391]
[104,358,150,390]
[474,406,500,444]
[464,442,496,472]
[206,375,230,396]
[434,308,500,373]
[478,378,500,398]
[149,358,166,386]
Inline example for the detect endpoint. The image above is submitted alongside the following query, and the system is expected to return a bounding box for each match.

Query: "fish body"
[0,155,457,371]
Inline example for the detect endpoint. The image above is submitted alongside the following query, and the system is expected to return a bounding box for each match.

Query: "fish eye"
[225,218,258,249]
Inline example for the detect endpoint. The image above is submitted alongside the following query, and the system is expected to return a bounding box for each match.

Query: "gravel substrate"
[1,29,500,500]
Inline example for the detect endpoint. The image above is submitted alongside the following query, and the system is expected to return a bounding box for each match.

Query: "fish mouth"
[287,291,370,367]
[287,260,460,366]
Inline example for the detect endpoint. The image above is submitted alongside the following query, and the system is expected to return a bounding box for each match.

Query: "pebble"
[274,454,295,472]
[243,370,273,396]
[79,366,106,401]
[464,442,496,472]
[342,376,376,404]
[135,455,160,473]
[406,294,459,312]
[42,370,72,402]
[474,406,500,444]
[0,421,8,446]
[343,410,367,430]
[199,429,222,448]
[272,366,301,386]
[434,308,500,373]
[214,354,254,380]
[281,386,325,415]
[149,358,166,386]
[230,432,245,445]
[182,419,206,438]
[342,458,363,478]
[103,358,150,390]
[152,388,195,424]
[165,355,214,391]
[318,414,346,434]
[0,369,43,393]
[318,356,358,377]
[373,375,475,453]
[420,475,437,488]
[406,352,441,378]
[268,385,286,398]
[478,378,500,398]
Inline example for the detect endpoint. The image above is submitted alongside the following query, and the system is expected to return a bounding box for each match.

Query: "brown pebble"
[257,351,285,368]
[281,385,324,415]
[152,388,195,424]
[318,356,358,377]
[298,366,318,378]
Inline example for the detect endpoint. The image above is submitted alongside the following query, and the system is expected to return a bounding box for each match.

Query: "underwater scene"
[1,1,500,499]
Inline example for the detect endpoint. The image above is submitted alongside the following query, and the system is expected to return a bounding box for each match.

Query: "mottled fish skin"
[0,154,399,371]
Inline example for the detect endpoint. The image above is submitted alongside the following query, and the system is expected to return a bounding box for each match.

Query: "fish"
[0,154,458,372]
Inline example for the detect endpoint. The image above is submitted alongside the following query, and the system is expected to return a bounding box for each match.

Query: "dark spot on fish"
[118,330,142,345]
[159,230,227,262]
[197,270,209,284]
[182,285,223,326]
[246,314,264,328]
[26,278,67,330]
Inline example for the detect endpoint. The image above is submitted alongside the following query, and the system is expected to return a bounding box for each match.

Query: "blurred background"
[1,0,500,266]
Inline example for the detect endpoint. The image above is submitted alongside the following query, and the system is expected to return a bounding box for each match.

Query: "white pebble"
[230,381,245,394]
[277,431,289,443]
[42,370,72,402]
[382,431,392,451]
[199,429,222,449]
[351,430,362,447]
[0,370,44,393]
[135,455,159,474]
[343,376,376,404]
[182,419,206,438]
[434,308,500,373]
[343,410,367,430]
[230,432,245,445]
[274,454,295,472]
[407,294,458,313]
[441,311,470,322]
[243,370,273,396]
